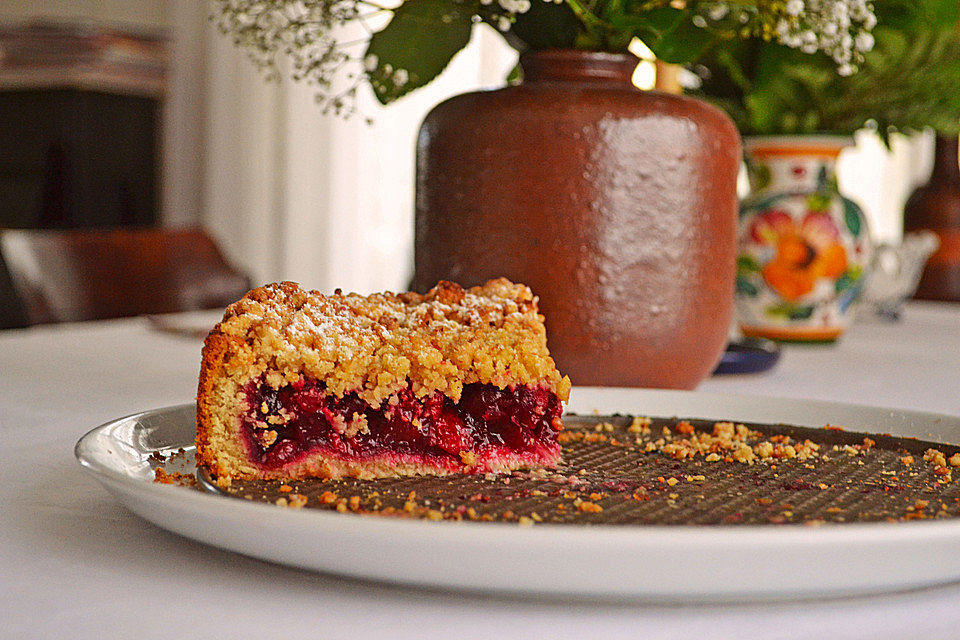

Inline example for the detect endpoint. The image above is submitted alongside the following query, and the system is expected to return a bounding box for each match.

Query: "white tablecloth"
[2,303,959,639]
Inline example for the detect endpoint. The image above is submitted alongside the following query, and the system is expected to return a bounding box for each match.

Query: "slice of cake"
[196,278,571,485]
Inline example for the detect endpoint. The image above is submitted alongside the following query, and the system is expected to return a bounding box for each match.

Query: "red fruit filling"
[241,377,563,470]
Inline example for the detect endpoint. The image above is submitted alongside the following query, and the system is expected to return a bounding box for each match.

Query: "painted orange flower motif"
[749,209,848,301]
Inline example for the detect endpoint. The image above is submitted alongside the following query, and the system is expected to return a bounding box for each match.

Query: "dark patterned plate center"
[195,414,960,526]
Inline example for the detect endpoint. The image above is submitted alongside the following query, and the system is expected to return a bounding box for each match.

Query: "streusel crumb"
[209,278,568,406]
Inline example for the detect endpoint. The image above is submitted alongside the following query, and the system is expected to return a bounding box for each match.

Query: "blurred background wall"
[0,0,936,295]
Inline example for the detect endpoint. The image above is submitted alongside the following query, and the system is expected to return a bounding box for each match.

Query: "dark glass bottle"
[904,135,960,302]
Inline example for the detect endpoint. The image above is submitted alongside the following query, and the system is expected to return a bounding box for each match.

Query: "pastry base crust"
[205,446,561,488]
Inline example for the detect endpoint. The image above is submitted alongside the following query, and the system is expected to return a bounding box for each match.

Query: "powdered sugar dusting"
[212,279,569,407]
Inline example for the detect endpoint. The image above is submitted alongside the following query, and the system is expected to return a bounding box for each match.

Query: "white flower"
[854,31,874,52]
[393,68,408,87]
[283,1,308,22]
[771,0,877,75]
[780,33,802,48]
[707,3,729,21]
[497,0,530,13]
[363,53,378,72]
[785,0,804,17]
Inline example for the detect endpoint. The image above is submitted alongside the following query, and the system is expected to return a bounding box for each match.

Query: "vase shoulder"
[743,137,849,197]
[426,81,733,113]
[421,84,740,151]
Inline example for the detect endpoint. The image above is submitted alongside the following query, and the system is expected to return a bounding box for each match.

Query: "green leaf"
[835,270,855,294]
[922,0,960,25]
[815,165,829,191]
[737,254,761,276]
[505,63,523,85]
[844,199,864,238]
[764,300,814,320]
[872,0,918,31]
[788,305,815,320]
[742,193,786,218]
[506,1,581,51]
[736,276,759,297]
[365,0,479,105]
[745,159,772,193]
[631,7,683,43]
[692,0,960,139]
[647,9,720,64]
[805,192,832,212]
[764,302,792,319]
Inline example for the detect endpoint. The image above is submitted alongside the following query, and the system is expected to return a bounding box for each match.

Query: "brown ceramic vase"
[904,134,960,302]
[413,50,741,389]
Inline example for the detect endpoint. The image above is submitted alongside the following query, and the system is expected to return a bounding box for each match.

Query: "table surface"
[3,303,960,640]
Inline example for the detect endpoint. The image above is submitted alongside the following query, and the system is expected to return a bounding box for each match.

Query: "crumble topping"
[153,467,197,487]
[209,278,570,407]
[924,448,955,483]
[559,418,823,464]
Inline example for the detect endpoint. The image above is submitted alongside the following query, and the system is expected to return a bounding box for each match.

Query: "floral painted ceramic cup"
[736,136,872,342]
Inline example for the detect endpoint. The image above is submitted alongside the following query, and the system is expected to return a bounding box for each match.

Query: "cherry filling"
[241,378,563,470]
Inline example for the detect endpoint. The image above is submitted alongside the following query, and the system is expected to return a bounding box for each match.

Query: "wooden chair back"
[0,227,251,327]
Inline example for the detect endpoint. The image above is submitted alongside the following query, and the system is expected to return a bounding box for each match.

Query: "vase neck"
[930,135,960,186]
[519,49,638,85]
[744,139,848,195]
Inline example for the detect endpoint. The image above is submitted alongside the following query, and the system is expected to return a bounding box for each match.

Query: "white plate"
[75,387,960,601]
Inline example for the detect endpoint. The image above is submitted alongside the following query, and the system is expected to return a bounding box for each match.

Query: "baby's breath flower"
[706,4,729,20]
[498,0,531,12]
[214,0,377,117]
[487,0,531,32]
[693,0,876,73]
[215,0,878,120]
